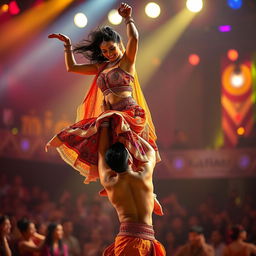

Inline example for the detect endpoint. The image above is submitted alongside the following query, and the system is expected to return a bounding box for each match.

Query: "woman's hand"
[48,33,71,45]
[118,2,132,19]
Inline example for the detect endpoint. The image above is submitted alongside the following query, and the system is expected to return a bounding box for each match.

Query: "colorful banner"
[221,62,254,147]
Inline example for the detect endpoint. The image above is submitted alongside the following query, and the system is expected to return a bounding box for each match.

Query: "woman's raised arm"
[48,33,99,75]
[118,3,139,65]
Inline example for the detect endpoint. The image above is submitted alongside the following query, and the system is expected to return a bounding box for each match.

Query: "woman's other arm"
[48,33,99,75]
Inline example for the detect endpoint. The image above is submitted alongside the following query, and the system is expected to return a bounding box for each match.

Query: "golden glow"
[74,12,88,28]
[237,127,245,135]
[1,4,9,12]
[145,2,161,18]
[137,9,196,86]
[0,0,74,54]
[222,64,251,95]
[108,9,122,25]
[186,0,203,13]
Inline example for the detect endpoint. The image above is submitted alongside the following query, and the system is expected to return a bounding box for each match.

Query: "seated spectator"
[175,225,214,256]
[223,225,256,256]
[16,218,45,256]
[62,220,80,256]
[41,223,68,256]
[209,230,225,256]
[0,215,12,256]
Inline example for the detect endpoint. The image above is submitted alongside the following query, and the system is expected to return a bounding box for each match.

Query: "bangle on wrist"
[125,17,134,25]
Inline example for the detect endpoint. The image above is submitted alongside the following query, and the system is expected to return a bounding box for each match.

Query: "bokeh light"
[237,127,245,135]
[227,0,243,10]
[9,1,20,15]
[21,139,30,151]
[11,128,18,135]
[230,70,244,88]
[186,0,203,13]
[74,13,88,28]
[238,155,250,169]
[145,2,161,18]
[173,157,185,170]
[108,9,122,25]
[218,25,232,32]
[227,49,239,61]
[188,54,200,66]
[1,4,9,12]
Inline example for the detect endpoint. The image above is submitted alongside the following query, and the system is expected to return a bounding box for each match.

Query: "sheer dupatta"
[76,67,158,144]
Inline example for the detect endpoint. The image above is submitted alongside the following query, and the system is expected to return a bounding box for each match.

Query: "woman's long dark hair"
[73,26,122,63]
[45,223,64,256]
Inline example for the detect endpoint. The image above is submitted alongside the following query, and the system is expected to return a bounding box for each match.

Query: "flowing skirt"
[46,97,160,184]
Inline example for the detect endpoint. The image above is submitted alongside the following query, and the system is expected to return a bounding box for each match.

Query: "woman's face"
[0,219,11,235]
[27,223,36,237]
[53,225,64,240]
[100,41,122,62]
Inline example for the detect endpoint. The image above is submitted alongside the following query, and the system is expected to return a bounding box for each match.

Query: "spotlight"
[186,0,203,13]
[188,54,200,66]
[145,2,161,18]
[227,49,239,61]
[227,0,243,10]
[230,66,244,88]
[108,9,122,25]
[74,13,88,28]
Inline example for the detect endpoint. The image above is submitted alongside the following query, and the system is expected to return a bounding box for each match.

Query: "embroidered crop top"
[96,67,134,96]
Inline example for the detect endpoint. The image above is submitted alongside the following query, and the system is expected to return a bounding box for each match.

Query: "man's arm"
[98,121,111,186]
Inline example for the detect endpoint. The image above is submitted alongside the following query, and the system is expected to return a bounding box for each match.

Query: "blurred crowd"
[1,173,256,256]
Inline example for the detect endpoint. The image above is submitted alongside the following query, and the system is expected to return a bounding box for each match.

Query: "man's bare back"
[101,163,155,225]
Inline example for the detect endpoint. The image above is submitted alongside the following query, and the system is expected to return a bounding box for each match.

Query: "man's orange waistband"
[117,222,155,241]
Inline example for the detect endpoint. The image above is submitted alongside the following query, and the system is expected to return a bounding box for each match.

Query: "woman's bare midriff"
[105,91,132,106]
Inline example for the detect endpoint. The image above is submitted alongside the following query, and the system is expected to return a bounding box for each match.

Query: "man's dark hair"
[105,142,129,173]
[17,218,31,233]
[189,225,204,235]
[230,225,245,241]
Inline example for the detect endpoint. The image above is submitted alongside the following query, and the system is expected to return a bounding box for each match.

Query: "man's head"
[230,225,246,241]
[188,225,204,245]
[105,142,129,173]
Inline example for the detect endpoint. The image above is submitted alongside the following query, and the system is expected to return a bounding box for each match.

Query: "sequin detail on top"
[97,67,134,96]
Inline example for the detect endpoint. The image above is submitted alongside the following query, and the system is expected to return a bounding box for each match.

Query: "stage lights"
[230,66,244,88]
[186,0,203,13]
[74,12,88,28]
[188,54,200,66]
[218,25,232,32]
[1,4,9,12]
[108,9,122,25]
[227,49,239,61]
[227,0,243,10]
[9,0,20,15]
[145,2,161,18]
[237,127,245,136]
